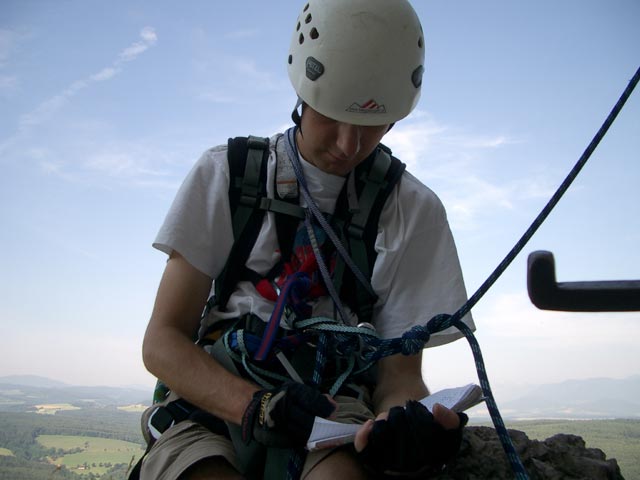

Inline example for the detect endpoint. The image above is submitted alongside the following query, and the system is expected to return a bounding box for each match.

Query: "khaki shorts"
[139,394,375,480]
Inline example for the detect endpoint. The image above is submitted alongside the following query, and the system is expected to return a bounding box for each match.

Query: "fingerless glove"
[241,382,335,448]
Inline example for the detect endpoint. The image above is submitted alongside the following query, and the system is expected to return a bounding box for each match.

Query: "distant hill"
[470,375,640,420]
[3,374,640,419]
[0,375,150,411]
[0,374,69,388]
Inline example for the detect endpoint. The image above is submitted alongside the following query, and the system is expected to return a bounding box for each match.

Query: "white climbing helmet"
[287,0,425,126]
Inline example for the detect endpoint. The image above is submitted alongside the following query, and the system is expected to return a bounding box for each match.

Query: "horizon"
[1,0,639,402]
[2,371,639,394]
[3,373,640,423]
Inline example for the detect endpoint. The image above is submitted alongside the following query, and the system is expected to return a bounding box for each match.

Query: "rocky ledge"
[436,426,624,479]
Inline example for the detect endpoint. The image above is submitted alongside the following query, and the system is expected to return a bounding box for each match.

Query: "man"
[138,0,475,478]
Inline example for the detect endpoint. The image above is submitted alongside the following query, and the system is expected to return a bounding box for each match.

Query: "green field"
[0,447,14,456]
[509,419,640,480]
[117,404,147,413]
[34,403,81,415]
[37,434,144,476]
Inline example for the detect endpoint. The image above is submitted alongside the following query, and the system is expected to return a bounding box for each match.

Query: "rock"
[434,426,624,479]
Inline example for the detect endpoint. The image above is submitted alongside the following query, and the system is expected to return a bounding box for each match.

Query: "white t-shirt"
[154,134,474,345]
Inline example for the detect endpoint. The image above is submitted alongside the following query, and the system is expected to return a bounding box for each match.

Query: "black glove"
[359,401,468,478]
[241,381,335,448]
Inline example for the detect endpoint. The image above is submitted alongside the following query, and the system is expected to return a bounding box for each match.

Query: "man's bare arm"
[372,352,429,415]
[142,251,259,425]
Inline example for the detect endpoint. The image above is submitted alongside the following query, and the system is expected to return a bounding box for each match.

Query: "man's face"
[296,106,390,177]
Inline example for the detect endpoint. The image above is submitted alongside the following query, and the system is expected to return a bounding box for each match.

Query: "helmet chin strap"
[291,97,304,133]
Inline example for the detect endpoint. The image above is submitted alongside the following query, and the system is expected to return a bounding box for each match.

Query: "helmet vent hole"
[299,33,305,44]
[288,54,293,65]
[296,22,301,32]
[418,36,423,48]
[303,3,310,12]
[305,13,312,24]
[310,27,319,40]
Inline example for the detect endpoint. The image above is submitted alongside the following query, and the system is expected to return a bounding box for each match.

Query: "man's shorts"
[139,394,375,480]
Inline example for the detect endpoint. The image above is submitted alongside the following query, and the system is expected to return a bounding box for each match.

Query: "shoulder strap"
[215,136,404,323]
[215,136,271,311]
[271,135,302,268]
[333,144,406,324]
[215,135,305,311]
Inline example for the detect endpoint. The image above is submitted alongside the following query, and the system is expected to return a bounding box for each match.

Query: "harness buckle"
[347,222,365,239]
[356,322,378,361]
[147,406,175,441]
[239,194,260,208]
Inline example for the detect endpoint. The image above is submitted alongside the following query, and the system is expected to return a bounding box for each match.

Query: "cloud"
[196,52,288,104]
[0,27,33,95]
[384,115,550,230]
[454,290,640,386]
[0,27,22,67]
[0,327,154,387]
[84,150,170,180]
[90,67,118,82]
[197,92,237,104]
[31,136,186,190]
[5,27,158,140]
[478,291,640,348]
[0,74,17,91]
[18,80,87,128]
[118,26,157,62]
[140,26,158,44]
[422,289,640,392]
[232,58,281,89]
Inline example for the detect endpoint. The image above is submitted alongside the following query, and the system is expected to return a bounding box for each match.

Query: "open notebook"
[307,383,484,451]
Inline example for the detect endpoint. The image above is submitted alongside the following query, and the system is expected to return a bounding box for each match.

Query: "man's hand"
[241,382,336,448]
[355,402,468,477]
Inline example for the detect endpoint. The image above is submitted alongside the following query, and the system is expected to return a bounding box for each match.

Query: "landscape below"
[1,375,638,479]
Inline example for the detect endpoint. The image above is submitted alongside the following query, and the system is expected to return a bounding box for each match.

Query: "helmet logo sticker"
[305,56,324,81]
[346,99,387,115]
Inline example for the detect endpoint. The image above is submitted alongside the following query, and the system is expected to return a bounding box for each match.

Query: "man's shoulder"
[398,170,444,206]
[198,143,229,164]
[386,169,448,228]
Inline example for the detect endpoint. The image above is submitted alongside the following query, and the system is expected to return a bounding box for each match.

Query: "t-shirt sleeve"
[371,172,475,345]
[152,147,235,279]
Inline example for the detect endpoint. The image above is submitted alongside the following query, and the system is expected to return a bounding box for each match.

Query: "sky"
[1,0,638,404]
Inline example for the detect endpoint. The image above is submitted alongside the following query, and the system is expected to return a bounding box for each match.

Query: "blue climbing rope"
[227,66,639,480]
[363,65,640,478]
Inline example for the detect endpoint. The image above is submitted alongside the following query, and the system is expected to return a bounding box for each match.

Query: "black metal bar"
[527,251,640,311]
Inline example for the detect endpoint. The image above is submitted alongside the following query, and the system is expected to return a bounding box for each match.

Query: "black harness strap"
[216,135,303,312]
[332,145,406,324]
[215,136,271,311]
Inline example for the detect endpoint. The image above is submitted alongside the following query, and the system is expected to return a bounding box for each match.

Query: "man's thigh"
[141,393,375,479]
[140,420,240,480]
